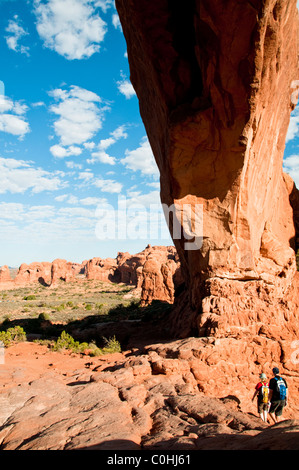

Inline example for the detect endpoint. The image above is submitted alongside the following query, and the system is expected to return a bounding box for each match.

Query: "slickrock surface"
[115,0,299,337]
[0,337,298,450]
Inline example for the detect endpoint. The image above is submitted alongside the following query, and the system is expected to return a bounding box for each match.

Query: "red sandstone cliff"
[0,265,12,283]
[116,0,299,338]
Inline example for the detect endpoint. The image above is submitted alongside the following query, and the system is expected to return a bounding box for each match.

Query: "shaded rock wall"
[116,0,299,337]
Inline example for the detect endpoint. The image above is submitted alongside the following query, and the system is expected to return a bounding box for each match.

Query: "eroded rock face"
[116,0,299,337]
[85,257,118,282]
[0,266,12,283]
[50,259,83,286]
[14,262,52,286]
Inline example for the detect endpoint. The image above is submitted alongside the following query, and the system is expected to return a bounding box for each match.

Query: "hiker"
[252,372,270,423]
[268,367,288,424]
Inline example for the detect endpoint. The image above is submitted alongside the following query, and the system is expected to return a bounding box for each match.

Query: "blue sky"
[0,0,298,267]
[0,0,172,266]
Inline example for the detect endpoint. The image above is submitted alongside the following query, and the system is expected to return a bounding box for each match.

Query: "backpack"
[259,382,269,403]
[275,377,287,400]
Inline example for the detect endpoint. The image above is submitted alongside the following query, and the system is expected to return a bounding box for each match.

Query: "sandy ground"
[0,341,126,392]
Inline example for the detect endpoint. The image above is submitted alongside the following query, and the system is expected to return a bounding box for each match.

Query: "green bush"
[0,326,26,347]
[23,295,36,301]
[102,335,121,354]
[50,331,121,356]
[38,312,50,321]
[52,331,88,353]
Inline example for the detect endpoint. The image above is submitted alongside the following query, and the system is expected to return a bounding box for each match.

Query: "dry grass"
[0,280,140,325]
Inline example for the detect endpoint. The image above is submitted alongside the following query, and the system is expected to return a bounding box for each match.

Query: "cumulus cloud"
[283,154,299,188]
[93,177,123,193]
[49,85,106,147]
[117,74,136,99]
[286,107,299,143]
[33,0,107,60]
[88,150,116,165]
[78,170,94,181]
[0,157,65,194]
[5,15,30,56]
[87,125,128,164]
[0,95,30,138]
[50,144,82,158]
[112,13,122,31]
[121,137,159,178]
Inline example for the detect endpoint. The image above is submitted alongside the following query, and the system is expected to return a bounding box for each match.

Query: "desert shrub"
[50,331,121,356]
[102,335,121,354]
[52,331,89,353]
[0,326,26,347]
[85,304,92,311]
[38,312,50,321]
[23,295,36,301]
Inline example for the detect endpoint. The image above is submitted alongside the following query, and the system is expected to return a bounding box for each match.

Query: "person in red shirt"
[252,373,270,423]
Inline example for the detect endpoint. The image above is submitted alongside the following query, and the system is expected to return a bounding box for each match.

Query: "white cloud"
[87,125,128,164]
[49,85,106,146]
[111,125,128,140]
[94,178,123,193]
[0,202,25,220]
[65,161,83,169]
[283,154,299,187]
[0,157,65,194]
[88,150,116,165]
[54,194,68,202]
[286,107,299,143]
[33,0,108,60]
[121,137,159,178]
[117,76,136,99]
[0,114,29,137]
[50,144,82,158]
[112,13,121,31]
[0,95,29,138]
[5,15,30,56]
[94,0,114,13]
[80,196,107,206]
[126,190,161,208]
[78,170,94,181]
[83,141,95,150]
[58,206,95,218]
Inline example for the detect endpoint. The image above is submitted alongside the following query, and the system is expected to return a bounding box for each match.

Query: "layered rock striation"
[116,0,299,337]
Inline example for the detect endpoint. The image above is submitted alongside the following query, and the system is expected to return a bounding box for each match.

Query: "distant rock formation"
[0,265,12,283]
[14,262,52,286]
[116,0,299,337]
[85,257,118,282]
[0,245,181,305]
[50,259,84,287]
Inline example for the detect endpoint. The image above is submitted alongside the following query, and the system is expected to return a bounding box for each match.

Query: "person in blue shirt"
[268,367,288,424]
